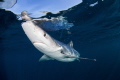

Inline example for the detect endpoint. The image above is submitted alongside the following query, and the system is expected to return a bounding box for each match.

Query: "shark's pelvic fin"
[39,55,54,61]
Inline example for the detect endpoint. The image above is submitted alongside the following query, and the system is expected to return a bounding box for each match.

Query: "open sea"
[0,0,120,80]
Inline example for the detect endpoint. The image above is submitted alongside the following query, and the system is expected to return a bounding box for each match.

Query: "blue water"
[0,0,120,80]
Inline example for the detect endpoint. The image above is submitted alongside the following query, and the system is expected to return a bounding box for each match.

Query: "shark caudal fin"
[79,57,96,61]
[39,55,54,61]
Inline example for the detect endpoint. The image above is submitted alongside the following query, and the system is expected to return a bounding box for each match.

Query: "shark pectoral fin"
[39,55,54,62]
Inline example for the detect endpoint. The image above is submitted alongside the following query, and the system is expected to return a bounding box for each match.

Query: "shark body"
[21,11,80,62]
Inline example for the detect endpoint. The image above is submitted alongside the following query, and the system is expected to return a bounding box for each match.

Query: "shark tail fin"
[79,57,96,61]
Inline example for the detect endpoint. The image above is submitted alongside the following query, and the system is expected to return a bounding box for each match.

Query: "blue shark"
[21,11,96,62]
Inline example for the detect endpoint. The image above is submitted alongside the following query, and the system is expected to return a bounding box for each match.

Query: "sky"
[8,0,82,17]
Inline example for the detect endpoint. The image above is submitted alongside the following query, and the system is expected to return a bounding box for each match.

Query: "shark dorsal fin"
[39,55,54,61]
[68,41,73,47]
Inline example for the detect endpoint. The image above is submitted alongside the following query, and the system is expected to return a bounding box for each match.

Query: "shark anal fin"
[39,55,54,62]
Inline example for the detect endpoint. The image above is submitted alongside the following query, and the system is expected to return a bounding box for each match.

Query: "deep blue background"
[0,0,120,80]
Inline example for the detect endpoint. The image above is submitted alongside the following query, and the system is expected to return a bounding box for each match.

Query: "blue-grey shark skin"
[21,11,80,62]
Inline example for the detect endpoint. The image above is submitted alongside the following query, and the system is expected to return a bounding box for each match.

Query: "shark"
[21,11,96,62]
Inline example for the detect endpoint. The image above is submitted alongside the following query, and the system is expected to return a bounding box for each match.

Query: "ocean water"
[0,0,120,80]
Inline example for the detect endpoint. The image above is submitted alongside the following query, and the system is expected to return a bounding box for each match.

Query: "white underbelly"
[22,21,57,47]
